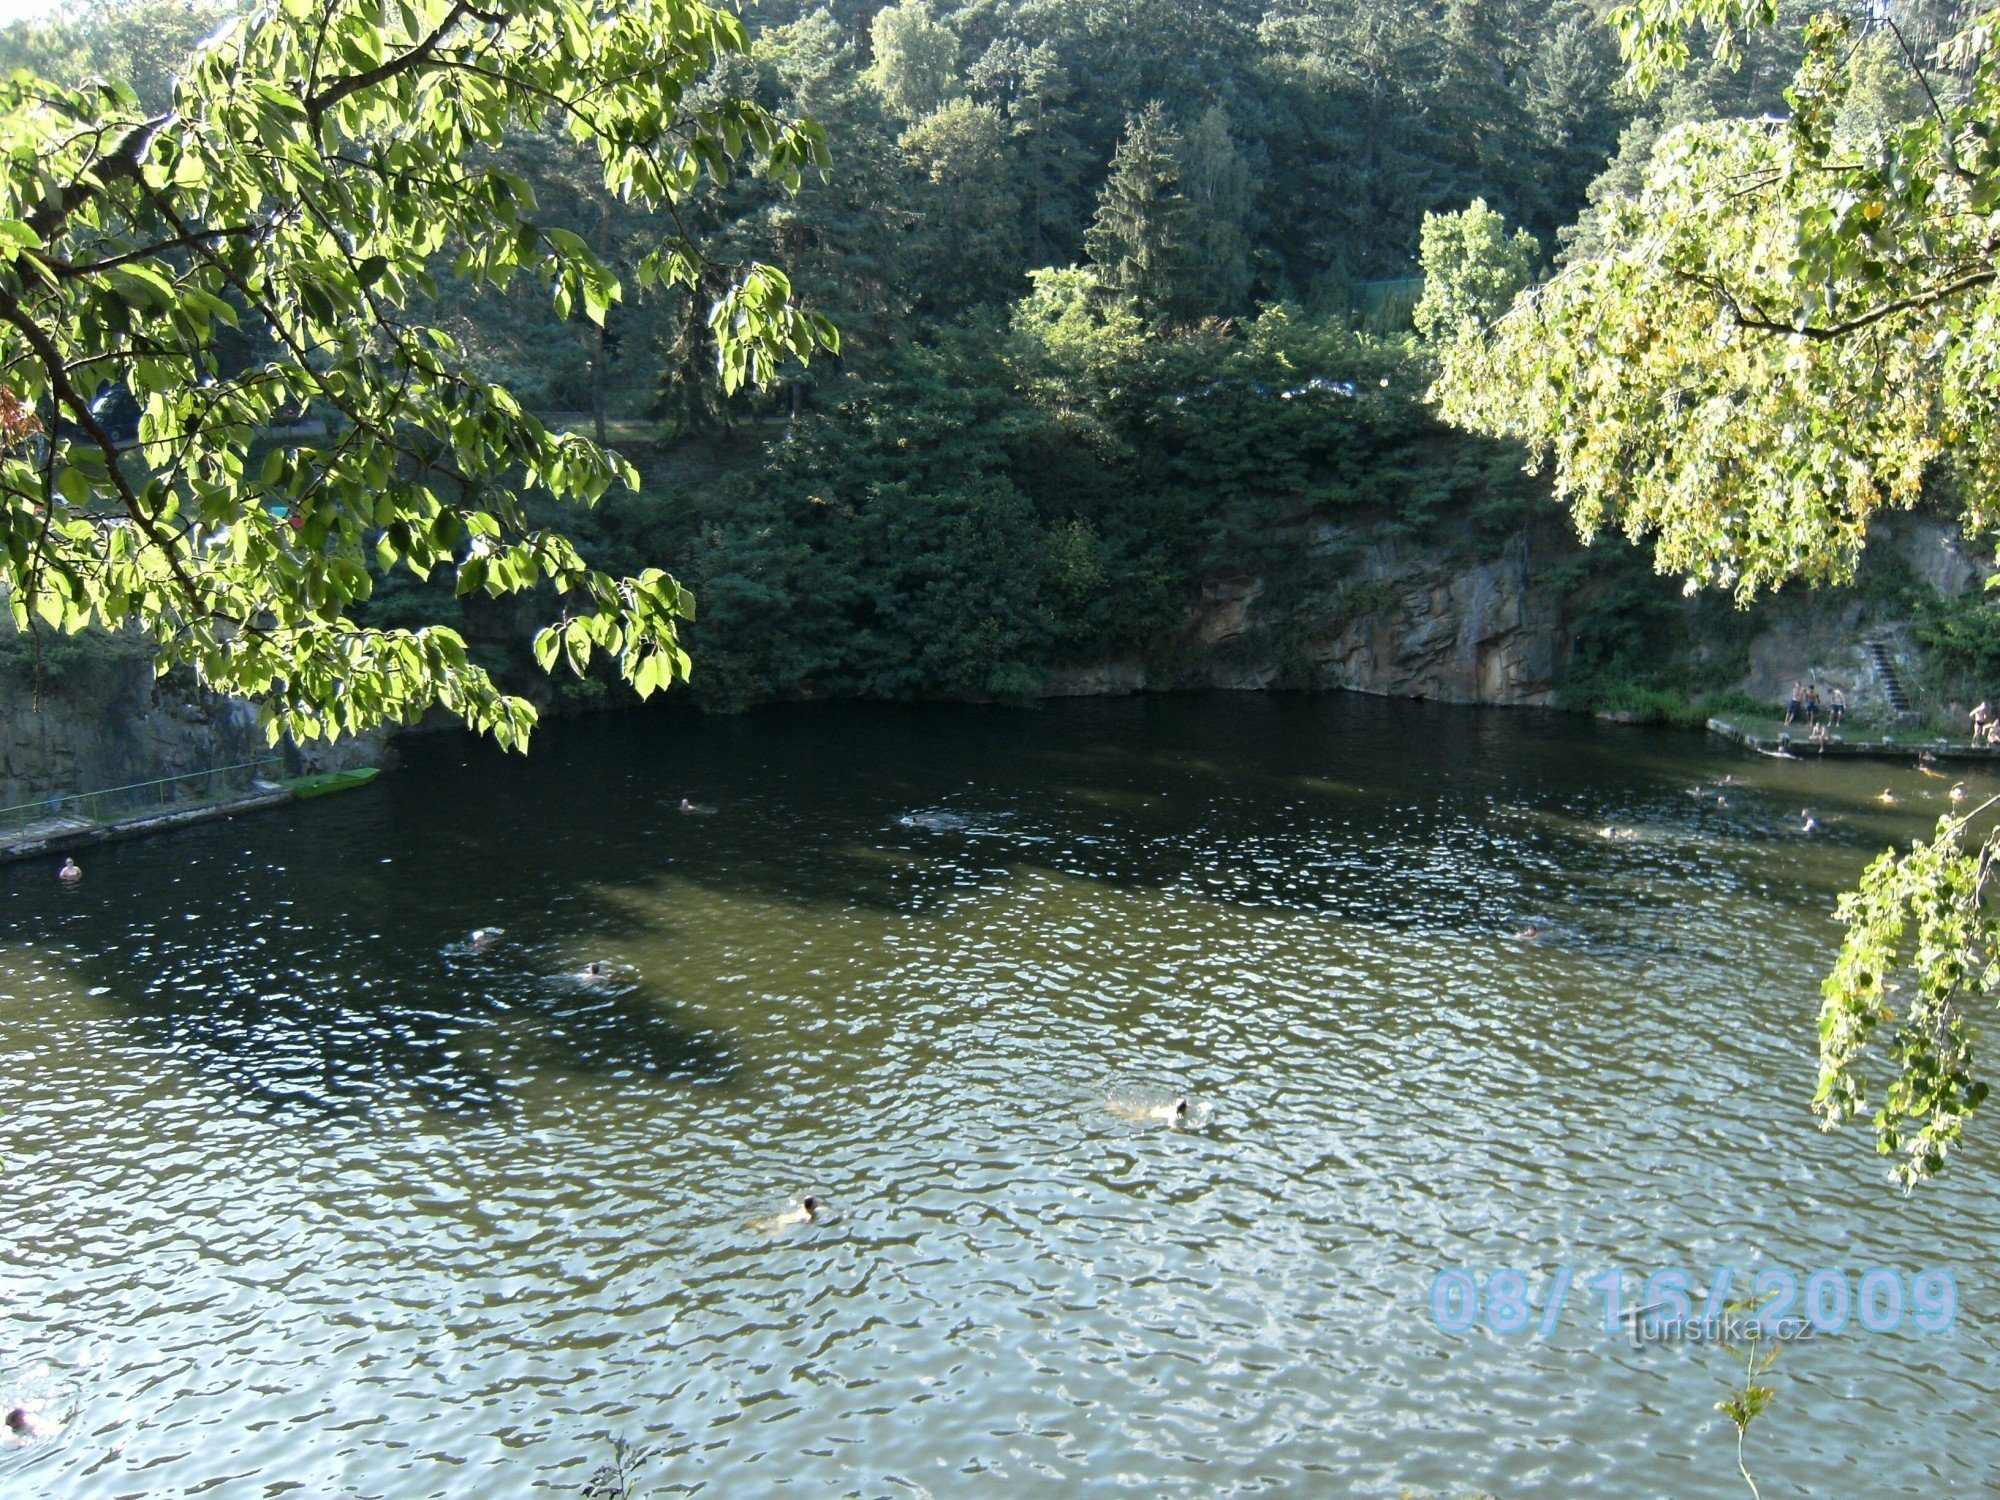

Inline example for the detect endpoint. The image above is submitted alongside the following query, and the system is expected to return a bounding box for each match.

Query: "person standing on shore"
[1785,682,1803,724]
[1831,687,1847,728]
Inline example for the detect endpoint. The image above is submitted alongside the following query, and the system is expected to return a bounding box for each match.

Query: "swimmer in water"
[1111,1096,1191,1129]
[1950,782,1968,806]
[1878,789,1898,806]
[679,797,696,812]
[5,1405,58,1444]
[1801,809,1821,834]
[469,927,503,951]
[751,1195,823,1235]
[578,961,606,984]
[57,857,80,884]
[1514,924,1539,942]
[1600,824,1638,841]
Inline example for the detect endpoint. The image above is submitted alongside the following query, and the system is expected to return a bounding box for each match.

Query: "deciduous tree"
[1437,0,2000,1184]
[0,0,835,748]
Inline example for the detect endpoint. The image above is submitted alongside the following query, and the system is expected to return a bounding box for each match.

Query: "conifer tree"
[1083,103,1191,320]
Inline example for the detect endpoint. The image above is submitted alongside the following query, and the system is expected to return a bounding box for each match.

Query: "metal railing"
[0,757,286,840]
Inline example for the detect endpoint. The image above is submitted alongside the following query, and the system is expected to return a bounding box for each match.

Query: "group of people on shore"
[1784,681,1846,738]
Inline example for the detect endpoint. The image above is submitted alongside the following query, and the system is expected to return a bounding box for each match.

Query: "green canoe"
[289,767,381,800]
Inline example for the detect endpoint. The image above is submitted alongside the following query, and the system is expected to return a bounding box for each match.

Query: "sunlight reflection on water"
[1,695,1994,1498]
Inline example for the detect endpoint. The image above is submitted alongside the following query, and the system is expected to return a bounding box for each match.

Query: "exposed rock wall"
[0,661,270,808]
[1300,529,1566,704]
[1041,509,1985,716]
[0,657,385,809]
[1044,522,1574,706]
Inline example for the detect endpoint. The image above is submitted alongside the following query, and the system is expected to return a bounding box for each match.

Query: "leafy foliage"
[1413,198,1540,343]
[1436,5,1989,600]
[656,297,1474,708]
[0,0,834,748]
[1820,813,1997,1188]
[1436,0,2000,1181]
[1084,102,1192,319]
[1912,588,2000,697]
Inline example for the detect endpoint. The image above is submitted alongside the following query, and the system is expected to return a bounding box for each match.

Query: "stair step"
[1866,640,1913,713]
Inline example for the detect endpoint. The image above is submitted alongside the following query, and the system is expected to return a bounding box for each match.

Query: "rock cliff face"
[1299,529,1567,704]
[1044,509,1986,716]
[0,661,269,809]
[0,655,386,809]
[1045,521,1575,706]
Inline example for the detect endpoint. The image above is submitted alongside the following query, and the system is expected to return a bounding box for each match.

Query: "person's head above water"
[1172,1097,1189,1118]
[586,961,603,976]
[5,1408,28,1433]
[801,1195,823,1215]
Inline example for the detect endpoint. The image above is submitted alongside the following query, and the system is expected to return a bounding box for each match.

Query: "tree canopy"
[1412,197,1539,345]
[0,0,834,748]
[1435,0,2000,1184]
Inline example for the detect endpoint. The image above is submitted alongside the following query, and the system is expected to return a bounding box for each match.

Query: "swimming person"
[1801,809,1820,834]
[1951,783,1968,806]
[679,797,696,812]
[469,927,503,951]
[751,1196,824,1235]
[5,1405,58,1444]
[57,857,80,884]
[578,961,606,984]
[1110,1096,1191,1128]
[1878,789,1898,806]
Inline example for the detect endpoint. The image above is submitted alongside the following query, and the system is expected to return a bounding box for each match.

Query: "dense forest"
[0,0,1925,713]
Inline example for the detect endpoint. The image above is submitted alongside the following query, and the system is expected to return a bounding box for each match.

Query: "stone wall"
[1299,528,1567,704]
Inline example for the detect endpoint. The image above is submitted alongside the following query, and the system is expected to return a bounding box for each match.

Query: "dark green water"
[2,694,1994,1497]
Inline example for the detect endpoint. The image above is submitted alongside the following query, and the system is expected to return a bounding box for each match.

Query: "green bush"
[1913,591,2000,696]
[0,620,156,687]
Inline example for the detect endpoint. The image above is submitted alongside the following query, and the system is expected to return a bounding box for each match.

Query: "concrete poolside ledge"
[0,787,295,865]
[1707,718,2000,763]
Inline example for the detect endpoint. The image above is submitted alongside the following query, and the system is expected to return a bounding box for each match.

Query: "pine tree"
[1084,103,1192,319]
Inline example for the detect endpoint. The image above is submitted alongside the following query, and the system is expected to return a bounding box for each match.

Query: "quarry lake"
[2,694,1994,1498]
